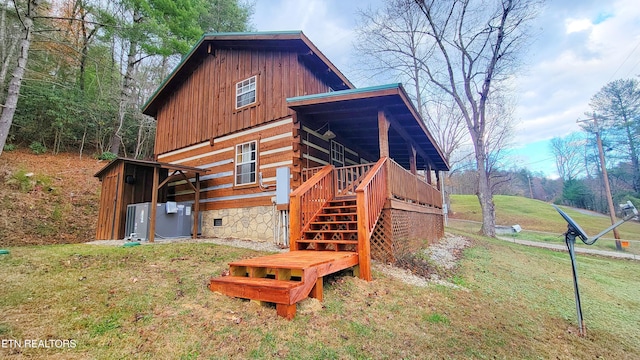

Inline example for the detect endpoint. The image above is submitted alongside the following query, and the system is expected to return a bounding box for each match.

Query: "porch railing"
[335,163,374,197]
[356,158,388,238]
[355,157,388,282]
[289,165,334,250]
[388,159,442,208]
[302,163,374,197]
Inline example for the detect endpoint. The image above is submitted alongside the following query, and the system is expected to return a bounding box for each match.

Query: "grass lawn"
[1,237,639,359]
[449,195,640,254]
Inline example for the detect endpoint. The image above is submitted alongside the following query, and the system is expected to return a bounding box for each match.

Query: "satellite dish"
[552,205,588,242]
[553,201,638,337]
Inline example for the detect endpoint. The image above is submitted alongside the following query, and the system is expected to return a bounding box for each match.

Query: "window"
[235,141,257,185]
[331,140,344,166]
[235,76,256,109]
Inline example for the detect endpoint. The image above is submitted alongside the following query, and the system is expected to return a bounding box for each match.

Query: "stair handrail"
[355,157,388,281]
[289,165,334,250]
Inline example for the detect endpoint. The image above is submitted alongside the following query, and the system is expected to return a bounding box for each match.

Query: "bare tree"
[550,133,584,181]
[411,0,540,236]
[0,0,21,107]
[355,2,469,167]
[0,0,41,156]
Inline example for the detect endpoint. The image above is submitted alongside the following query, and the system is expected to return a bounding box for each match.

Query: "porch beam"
[385,111,431,163]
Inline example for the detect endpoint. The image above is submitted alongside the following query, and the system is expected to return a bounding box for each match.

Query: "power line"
[608,38,640,82]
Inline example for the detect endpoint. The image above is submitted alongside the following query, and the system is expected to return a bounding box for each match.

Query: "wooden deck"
[210,159,443,319]
[209,251,358,319]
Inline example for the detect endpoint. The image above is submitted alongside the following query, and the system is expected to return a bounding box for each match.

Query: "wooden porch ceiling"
[287,84,450,171]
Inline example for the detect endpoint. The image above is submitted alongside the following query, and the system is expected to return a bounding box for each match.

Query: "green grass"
[449,195,640,253]
[1,239,639,359]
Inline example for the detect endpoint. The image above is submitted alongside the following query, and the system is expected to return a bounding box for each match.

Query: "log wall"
[154,48,334,155]
[158,117,296,211]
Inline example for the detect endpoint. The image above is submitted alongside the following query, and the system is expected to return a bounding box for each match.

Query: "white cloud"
[565,18,593,33]
[251,0,640,174]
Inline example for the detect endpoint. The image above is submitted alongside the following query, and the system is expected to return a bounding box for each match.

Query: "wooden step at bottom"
[209,276,303,304]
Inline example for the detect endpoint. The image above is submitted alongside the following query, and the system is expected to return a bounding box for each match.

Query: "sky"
[251,0,640,178]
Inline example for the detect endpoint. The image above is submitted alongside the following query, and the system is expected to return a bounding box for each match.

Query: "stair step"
[304,229,357,233]
[297,239,358,244]
[209,276,302,304]
[311,221,358,225]
[322,206,356,211]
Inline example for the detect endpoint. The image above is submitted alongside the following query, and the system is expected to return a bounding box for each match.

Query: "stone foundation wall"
[201,206,274,242]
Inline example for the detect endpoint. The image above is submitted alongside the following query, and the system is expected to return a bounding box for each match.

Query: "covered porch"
[287,83,450,280]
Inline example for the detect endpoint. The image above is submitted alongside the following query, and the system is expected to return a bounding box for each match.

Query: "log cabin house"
[95,31,449,318]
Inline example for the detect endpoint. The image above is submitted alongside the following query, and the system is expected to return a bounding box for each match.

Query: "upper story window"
[331,140,344,166]
[236,76,257,109]
[235,140,257,186]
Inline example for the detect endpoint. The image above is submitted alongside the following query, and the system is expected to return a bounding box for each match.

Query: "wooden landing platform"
[228,251,359,275]
[210,251,359,319]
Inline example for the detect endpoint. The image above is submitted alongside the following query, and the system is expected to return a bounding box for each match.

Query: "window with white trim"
[235,76,257,109]
[331,140,344,166]
[235,141,257,185]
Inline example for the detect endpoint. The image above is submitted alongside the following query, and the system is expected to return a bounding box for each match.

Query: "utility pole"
[578,113,622,250]
[527,174,533,199]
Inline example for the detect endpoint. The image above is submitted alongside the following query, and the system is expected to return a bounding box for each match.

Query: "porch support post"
[378,109,392,200]
[149,166,159,243]
[378,110,390,158]
[426,164,432,185]
[409,144,417,175]
[192,173,200,239]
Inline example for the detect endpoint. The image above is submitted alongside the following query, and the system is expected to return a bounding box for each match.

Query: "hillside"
[449,194,640,240]
[0,150,105,246]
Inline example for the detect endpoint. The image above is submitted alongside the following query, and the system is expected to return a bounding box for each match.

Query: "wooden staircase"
[295,198,359,252]
[210,159,388,319]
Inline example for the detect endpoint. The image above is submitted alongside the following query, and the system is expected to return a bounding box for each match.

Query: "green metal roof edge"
[201,30,302,37]
[286,83,402,103]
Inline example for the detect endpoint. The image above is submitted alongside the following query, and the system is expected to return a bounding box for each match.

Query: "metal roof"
[94,157,206,179]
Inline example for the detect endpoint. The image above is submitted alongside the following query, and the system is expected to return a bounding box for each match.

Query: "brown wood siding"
[154,48,333,156]
[160,118,296,211]
[95,162,123,240]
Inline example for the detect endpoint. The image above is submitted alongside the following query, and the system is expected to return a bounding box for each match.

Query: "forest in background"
[1,0,637,218]
[0,0,252,159]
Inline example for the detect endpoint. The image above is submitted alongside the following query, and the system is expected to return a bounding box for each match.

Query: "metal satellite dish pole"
[553,201,638,337]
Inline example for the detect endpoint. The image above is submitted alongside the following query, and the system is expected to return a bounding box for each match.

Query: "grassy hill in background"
[449,194,640,241]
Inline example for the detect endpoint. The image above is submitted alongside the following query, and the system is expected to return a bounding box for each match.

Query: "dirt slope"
[0,149,107,246]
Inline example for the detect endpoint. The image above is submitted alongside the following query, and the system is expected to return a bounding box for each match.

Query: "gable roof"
[142,31,354,117]
[287,83,450,171]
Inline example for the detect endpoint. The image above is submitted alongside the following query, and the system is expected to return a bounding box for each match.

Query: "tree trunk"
[111,34,138,156]
[473,134,496,237]
[0,0,19,106]
[0,0,38,156]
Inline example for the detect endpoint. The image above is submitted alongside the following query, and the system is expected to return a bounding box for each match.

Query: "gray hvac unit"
[125,202,201,241]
